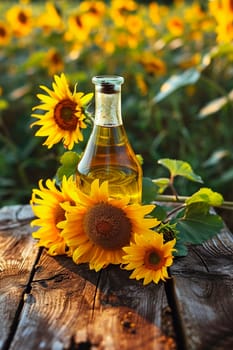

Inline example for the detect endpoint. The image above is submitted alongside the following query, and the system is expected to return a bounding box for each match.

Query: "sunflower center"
[145,250,161,270]
[89,6,98,15]
[84,202,132,250]
[149,252,161,265]
[75,15,83,28]
[18,11,28,24]
[55,205,66,226]
[54,99,78,130]
[51,52,62,65]
[230,0,233,12]
[0,27,6,37]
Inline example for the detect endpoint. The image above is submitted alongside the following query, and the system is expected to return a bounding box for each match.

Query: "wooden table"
[0,204,233,350]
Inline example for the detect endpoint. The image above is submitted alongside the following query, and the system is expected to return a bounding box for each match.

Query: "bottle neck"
[94,90,122,126]
[92,76,124,126]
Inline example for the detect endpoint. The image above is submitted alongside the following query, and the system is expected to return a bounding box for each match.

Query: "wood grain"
[8,252,98,350]
[9,252,176,350]
[89,265,176,350]
[170,226,233,350]
[0,205,39,350]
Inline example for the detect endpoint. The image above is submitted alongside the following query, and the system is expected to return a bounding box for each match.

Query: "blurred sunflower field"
[0,0,233,225]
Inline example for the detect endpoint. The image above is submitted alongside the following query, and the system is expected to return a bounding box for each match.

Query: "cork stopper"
[92,76,124,94]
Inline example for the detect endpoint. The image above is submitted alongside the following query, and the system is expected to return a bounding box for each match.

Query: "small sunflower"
[0,21,11,46]
[61,179,160,271]
[36,2,64,34]
[6,4,33,37]
[64,13,91,43]
[45,48,64,76]
[122,231,176,285]
[139,53,166,77]
[31,176,79,256]
[31,73,93,150]
[167,17,184,36]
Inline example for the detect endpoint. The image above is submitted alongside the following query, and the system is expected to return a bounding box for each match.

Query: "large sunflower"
[31,176,79,255]
[61,179,160,271]
[31,73,93,150]
[122,231,176,285]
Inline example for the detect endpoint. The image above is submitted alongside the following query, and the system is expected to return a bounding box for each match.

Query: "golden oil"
[76,76,142,203]
[76,125,142,203]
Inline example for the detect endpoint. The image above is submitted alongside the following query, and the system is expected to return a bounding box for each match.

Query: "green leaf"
[153,68,200,103]
[142,177,158,203]
[56,151,81,182]
[152,177,170,194]
[198,89,233,119]
[198,96,228,118]
[150,204,167,221]
[184,201,209,216]
[185,188,223,207]
[175,202,224,245]
[174,238,188,257]
[203,149,230,167]
[158,158,203,183]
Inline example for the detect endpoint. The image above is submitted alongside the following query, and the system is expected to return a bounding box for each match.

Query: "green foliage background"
[0,0,233,228]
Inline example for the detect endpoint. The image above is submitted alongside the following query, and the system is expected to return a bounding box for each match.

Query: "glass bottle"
[76,75,142,203]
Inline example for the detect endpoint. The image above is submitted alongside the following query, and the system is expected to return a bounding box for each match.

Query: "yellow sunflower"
[0,21,11,46]
[167,17,184,37]
[79,1,107,28]
[31,176,79,256]
[61,179,160,271]
[109,0,138,27]
[31,73,93,150]
[36,2,64,35]
[122,231,176,285]
[209,0,233,44]
[64,13,91,43]
[6,4,33,37]
[139,53,167,77]
[45,48,64,76]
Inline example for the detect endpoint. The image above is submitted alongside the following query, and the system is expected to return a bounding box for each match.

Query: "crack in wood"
[91,269,102,319]
[190,246,210,273]
[2,247,43,350]
[32,272,71,288]
[164,278,188,350]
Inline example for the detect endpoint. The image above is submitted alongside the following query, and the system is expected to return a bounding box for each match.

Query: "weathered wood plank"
[0,205,39,350]
[170,226,233,350]
[4,204,233,349]
[8,252,99,350]
[9,252,176,350]
[0,205,34,230]
[88,265,176,350]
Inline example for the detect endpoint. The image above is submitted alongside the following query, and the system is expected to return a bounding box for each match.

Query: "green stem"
[155,194,187,203]
[164,204,186,223]
[155,194,233,210]
[169,175,179,199]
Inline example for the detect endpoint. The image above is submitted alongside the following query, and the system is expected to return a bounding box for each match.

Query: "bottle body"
[76,76,142,203]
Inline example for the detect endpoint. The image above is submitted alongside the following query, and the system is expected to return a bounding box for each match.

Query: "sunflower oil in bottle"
[76,75,142,203]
